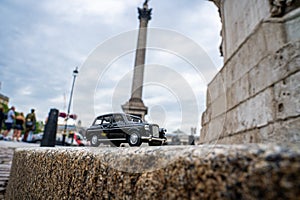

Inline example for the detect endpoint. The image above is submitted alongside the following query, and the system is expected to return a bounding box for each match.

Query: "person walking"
[23,109,36,142]
[13,112,25,142]
[2,106,15,139]
[0,107,5,134]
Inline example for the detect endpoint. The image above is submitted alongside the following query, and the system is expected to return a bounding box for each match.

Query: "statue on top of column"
[143,0,150,6]
[143,0,150,9]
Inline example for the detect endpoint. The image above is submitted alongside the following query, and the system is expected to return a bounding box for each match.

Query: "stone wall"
[222,0,271,60]
[200,0,300,144]
[5,145,300,199]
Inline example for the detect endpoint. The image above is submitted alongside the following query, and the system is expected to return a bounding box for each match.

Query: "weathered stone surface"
[210,93,227,119]
[274,71,300,120]
[200,113,226,143]
[259,117,300,143]
[239,87,275,129]
[207,72,225,103]
[210,117,300,145]
[212,0,299,61]
[5,145,300,199]
[249,43,300,98]
[201,1,300,144]
[285,9,300,41]
[221,0,271,60]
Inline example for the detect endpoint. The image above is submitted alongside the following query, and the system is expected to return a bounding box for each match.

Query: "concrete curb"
[5,144,300,199]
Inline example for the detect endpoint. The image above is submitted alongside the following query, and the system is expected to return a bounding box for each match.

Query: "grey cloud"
[1,0,222,134]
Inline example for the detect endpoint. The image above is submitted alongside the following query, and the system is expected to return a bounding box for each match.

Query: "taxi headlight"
[144,125,150,131]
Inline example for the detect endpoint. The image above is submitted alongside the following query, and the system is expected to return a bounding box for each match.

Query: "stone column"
[122,1,152,120]
[131,3,151,100]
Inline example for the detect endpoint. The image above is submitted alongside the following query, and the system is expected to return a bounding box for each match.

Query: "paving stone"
[0,141,48,200]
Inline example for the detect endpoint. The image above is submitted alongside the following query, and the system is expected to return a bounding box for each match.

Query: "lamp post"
[62,67,79,146]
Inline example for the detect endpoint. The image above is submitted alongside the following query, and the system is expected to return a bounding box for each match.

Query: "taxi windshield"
[126,115,143,123]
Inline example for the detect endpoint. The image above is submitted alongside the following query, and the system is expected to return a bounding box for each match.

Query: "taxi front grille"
[152,125,159,137]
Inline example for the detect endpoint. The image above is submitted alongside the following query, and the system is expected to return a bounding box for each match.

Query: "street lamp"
[62,67,79,146]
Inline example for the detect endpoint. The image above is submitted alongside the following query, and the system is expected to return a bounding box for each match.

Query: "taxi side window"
[94,118,102,126]
[102,116,111,125]
[113,114,125,124]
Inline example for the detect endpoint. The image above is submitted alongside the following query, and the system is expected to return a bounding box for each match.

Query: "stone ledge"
[5,145,300,199]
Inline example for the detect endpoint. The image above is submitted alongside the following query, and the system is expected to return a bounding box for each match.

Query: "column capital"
[138,6,152,21]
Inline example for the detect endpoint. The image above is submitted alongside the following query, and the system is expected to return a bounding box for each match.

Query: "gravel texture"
[5,144,300,199]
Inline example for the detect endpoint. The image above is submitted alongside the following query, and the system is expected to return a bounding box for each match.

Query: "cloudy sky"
[0,0,222,134]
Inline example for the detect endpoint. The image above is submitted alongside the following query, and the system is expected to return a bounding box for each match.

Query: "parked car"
[165,133,181,145]
[86,113,167,147]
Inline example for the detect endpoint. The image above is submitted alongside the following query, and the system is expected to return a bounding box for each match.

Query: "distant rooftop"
[0,93,9,104]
